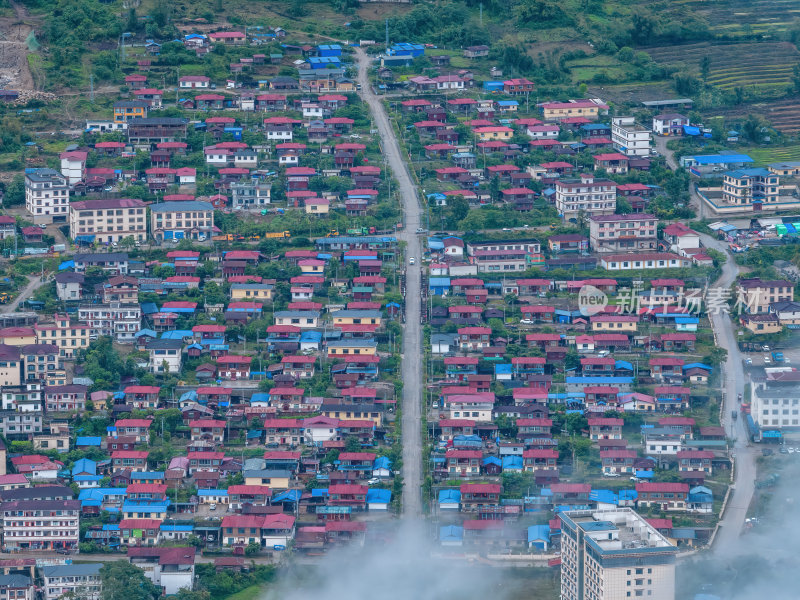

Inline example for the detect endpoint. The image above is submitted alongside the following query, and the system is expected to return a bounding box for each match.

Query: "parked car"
[520,319,534,325]
[409,257,415,265]
[209,503,217,511]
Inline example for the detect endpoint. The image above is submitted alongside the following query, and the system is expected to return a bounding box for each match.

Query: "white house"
[179,76,210,89]
[302,416,339,444]
[60,150,87,185]
[527,124,559,139]
[652,113,689,136]
[146,339,183,374]
[302,103,324,119]
[177,168,196,186]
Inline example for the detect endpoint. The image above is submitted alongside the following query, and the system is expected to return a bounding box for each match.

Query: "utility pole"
[385,19,389,50]
[89,75,94,104]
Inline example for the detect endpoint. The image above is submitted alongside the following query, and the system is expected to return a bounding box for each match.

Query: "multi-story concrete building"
[77,303,142,342]
[0,499,80,550]
[113,100,148,123]
[589,214,659,253]
[722,168,780,206]
[230,181,272,210]
[738,278,793,314]
[21,344,59,384]
[0,345,21,387]
[24,169,70,225]
[127,117,187,144]
[34,314,91,358]
[466,238,541,256]
[560,508,677,600]
[150,201,214,242]
[41,563,102,600]
[751,372,800,431]
[555,174,617,222]
[69,198,147,244]
[612,116,652,157]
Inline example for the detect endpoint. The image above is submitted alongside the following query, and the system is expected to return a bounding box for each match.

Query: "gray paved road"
[355,49,424,519]
[3,275,40,313]
[699,233,757,552]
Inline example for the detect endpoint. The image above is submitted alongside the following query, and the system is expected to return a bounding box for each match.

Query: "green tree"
[447,195,469,225]
[344,435,361,452]
[700,55,711,80]
[100,561,160,600]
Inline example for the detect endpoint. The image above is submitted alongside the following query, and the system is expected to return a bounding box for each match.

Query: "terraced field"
[661,0,800,36]
[720,96,800,134]
[645,41,799,95]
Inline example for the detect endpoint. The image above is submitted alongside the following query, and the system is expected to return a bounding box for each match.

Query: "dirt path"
[0,0,36,90]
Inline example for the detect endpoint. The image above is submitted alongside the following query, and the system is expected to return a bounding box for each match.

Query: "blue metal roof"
[527,524,551,543]
[366,488,391,503]
[72,458,97,476]
[687,154,753,165]
[198,489,228,496]
[438,489,461,503]
[440,525,464,540]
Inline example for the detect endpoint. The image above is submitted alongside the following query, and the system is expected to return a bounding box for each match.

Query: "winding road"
[700,231,756,552]
[656,141,756,550]
[355,49,425,519]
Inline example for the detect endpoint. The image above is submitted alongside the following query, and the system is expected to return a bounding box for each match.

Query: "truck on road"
[772,351,785,363]
[264,231,291,239]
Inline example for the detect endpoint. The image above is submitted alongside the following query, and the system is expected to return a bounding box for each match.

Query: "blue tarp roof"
[429,277,450,287]
[373,456,391,469]
[495,363,512,374]
[589,489,618,505]
[300,330,323,342]
[311,488,329,497]
[483,456,502,466]
[683,362,712,371]
[273,489,303,503]
[501,456,522,470]
[76,436,101,446]
[58,260,75,271]
[141,302,158,315]
[250,393,271,404]
[160,330,193,339]
[683,125,701,136]
[135,329,157,339]
[615,360,633,370]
